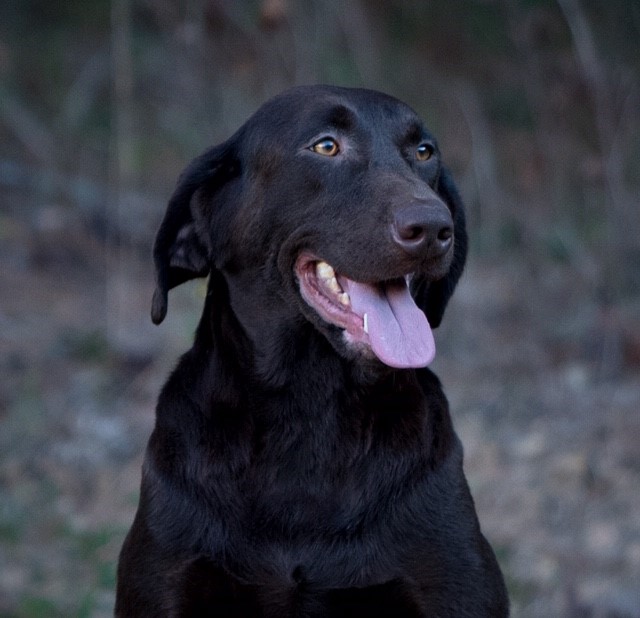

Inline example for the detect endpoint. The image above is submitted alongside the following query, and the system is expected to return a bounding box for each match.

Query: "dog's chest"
[239,435,376,535]
[218,447,467,592]
[197,381,458,584]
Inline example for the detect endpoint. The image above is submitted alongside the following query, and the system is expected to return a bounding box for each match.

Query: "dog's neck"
[184,272,451,471]
[195,270,410,395]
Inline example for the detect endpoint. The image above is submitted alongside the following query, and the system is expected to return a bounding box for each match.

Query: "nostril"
[401,224,426,242]
[437,225,453,243]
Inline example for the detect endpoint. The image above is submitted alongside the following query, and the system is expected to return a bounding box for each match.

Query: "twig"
[455,82,504,240]
[108,0,136,349]
[557,0,637,234]
[0,95,58,163]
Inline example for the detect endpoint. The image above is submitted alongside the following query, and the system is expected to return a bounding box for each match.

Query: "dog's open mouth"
[295,254,435,369]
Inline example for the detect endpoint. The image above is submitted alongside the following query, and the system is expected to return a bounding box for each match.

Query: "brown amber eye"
[311,138,340,156]
[416,144,432,161]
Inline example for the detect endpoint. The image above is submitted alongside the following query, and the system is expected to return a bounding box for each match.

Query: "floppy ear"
[151,140,239,324]
[413,166,468,328]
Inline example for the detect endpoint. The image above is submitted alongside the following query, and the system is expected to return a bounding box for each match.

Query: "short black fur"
[116,85,509,617]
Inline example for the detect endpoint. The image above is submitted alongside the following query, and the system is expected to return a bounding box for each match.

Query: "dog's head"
[151,85,467,370]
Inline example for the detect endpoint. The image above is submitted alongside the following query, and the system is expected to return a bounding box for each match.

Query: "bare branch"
[0,95,58,163]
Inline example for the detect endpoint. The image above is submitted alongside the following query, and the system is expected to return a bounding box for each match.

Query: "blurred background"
[1,0,639,616]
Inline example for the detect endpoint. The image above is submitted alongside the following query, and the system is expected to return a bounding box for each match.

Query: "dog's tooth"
[363,313,369,334]
[327,277,341,294]
[316,261,335,281]
[338,292,351,307]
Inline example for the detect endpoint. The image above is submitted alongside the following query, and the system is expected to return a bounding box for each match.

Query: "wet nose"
[391,201,453,258]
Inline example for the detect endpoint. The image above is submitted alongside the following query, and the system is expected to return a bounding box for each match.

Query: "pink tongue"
[341,278,435,368]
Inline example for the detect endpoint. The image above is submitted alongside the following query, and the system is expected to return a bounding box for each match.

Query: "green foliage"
[70,527,113,560]
[492,544,539,608]
[53,330,110,364]
[463,3,512,54]
[17,596,63,618]
[488,87,535,129]
[0,0,109,119]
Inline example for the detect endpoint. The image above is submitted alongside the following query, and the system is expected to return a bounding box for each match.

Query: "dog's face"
[151,86,467,369]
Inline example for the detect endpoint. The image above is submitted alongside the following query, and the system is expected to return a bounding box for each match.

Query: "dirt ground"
[1,213,639,617]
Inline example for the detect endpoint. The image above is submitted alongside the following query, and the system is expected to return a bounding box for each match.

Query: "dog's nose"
[391,202,453,258]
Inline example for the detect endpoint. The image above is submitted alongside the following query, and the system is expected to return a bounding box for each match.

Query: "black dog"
[116,85,509,617]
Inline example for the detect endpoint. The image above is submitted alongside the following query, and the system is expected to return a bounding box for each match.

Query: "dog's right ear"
[151,140,239,324]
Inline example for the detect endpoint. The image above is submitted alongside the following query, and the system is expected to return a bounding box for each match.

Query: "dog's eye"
[311,138,340,157]
[416,144,433,162]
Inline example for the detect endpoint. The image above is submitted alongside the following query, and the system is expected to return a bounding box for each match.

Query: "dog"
[116,85,509,617]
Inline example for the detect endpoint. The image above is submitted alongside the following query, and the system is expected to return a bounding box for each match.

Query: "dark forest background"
[1,1,639,616]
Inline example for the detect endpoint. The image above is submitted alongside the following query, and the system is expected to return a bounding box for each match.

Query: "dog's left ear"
[413,166,468,328]
[151,139,239,324]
